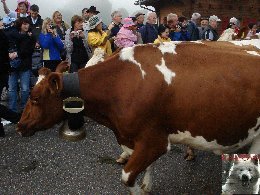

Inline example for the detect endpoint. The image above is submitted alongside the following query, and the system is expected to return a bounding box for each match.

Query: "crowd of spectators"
[0,0,259,136]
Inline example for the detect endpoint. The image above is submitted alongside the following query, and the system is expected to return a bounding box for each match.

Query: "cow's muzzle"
[16,123,36,137]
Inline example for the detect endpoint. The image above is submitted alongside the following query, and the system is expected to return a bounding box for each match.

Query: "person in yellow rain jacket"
[87,15,112,55]
[154,24,171,45]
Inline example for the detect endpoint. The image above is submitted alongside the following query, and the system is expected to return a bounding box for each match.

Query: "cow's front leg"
[122,136,168,194]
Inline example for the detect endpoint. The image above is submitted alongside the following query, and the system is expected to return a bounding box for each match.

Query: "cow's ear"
[48,73,63,94]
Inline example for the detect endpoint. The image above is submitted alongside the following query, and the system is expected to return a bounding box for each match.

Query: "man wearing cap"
[202,15,221,41]
[187,12,201,41]
[82,6,107,32]
[1,0,30,19]
[135,12,145,30]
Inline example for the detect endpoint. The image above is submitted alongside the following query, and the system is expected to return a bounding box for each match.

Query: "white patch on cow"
[122,169,131,183]
[230,39,260,50]
[167,137,171,152]
[245,50,260,56]
[35,75,45,85]
[155,58,176,85]
[121,145,134,156]
[158,42,178,55]
[119,46,146,78]
[169,117,260,155]
[190,40,204,44]
[85,48,105,67]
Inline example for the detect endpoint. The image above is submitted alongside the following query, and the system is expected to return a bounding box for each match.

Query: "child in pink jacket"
[114,17,137,48]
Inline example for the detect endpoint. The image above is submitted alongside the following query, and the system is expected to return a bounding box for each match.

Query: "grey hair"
[111,11,122,18]
[167,13,178,21]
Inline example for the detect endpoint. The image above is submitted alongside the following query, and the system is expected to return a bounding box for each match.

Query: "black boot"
[0,122,5,137]
[0,104,21,123]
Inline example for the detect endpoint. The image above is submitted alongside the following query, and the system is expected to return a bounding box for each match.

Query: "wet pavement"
[0,118,222,194]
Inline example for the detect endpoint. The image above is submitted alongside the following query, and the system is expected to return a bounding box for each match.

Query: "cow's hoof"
[116,156,128,164]
[141,183,152,193]
[184,153,196,161]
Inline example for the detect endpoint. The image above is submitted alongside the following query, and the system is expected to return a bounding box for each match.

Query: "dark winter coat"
[138,23,158,44]
[4,27,36,72]
[202,26,219,41]
[187,21,200,41]
[71,36,89,64]
[0,30,10,74]
[27,15,43,42]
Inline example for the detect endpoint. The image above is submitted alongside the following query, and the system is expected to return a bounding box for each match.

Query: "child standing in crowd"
[39,17,64,72]
[114,17,137,48]
[154,24,171,44]
[87,15,112,55]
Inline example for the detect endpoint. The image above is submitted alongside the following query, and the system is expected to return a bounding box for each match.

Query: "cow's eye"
[30,96,39,104]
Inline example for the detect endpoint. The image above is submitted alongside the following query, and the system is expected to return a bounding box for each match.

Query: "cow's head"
[17,70,64,136]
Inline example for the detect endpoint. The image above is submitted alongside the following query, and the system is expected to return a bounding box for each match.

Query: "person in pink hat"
[114,17,138,48]
[1,0,30,19]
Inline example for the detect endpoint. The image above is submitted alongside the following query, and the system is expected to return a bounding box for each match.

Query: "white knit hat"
[209,15,221,22]
[191,13,201,20]
[229,17,238,24]
[88,15,102,30]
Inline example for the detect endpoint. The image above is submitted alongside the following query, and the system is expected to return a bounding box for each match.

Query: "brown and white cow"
[17,41,260,194]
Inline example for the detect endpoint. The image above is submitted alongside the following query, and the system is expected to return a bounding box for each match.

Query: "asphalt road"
[0,118,222,195]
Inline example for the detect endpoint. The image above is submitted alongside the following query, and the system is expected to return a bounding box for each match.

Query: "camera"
[71,30,82,37]
[49,23,56,30]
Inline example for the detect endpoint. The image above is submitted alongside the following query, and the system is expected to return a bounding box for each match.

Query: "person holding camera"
[175,16,191,41]
[87,15,112,56]
[65,15,90,73]
[39,17,64,72]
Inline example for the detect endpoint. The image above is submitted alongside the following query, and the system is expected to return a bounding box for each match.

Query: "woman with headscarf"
[87,15,112,55]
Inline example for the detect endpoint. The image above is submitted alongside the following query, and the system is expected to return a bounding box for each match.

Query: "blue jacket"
[138,23,158,44]
[170,30,191,41]
[39,33,64,60]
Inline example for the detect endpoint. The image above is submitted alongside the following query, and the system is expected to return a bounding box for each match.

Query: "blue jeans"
[8,70,30,112]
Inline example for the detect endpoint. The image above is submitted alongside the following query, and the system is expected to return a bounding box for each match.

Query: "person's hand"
[28,32,32,36]
[175,26,181,32]
[1,0,6,3]
[78,30,84,38]
[47,28,54,34]
[108,23,114,31]
[35,42,40,48]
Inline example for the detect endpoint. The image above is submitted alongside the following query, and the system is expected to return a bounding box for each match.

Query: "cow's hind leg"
[122,136,168,194]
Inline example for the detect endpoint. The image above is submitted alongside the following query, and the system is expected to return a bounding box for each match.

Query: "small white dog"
[222,155,260,194]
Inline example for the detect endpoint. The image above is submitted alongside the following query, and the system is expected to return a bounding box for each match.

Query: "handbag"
[9,48,22,69]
